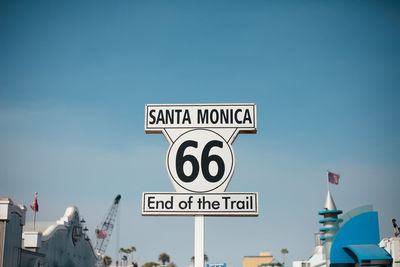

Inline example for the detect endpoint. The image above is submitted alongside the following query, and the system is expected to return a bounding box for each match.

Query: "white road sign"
[144,103,257,193]
[143,103,259,267]
[142,192,258,216]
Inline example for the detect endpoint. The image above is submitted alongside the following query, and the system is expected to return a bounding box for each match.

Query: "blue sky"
[1,1,399,267]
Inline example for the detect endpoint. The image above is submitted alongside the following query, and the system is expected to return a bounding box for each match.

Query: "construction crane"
[94,194,121,257]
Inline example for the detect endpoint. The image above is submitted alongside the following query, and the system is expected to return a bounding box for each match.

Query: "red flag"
[30,192,39,212]
[96,229,108,239]
[328,171,340,185]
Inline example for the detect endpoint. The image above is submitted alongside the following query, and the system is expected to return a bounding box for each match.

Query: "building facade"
[293,190,394,267]
[243,251,281,267]
[0,197,103,267]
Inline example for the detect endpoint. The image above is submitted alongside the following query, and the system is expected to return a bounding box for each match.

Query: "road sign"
[143,103,259,267]
[142,192,258,216]
[145,103,257,193]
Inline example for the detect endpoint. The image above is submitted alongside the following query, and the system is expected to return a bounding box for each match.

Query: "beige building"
[0,197,103,267]
[243,252,278,267]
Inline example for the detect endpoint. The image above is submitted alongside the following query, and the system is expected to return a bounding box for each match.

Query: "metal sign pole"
[194,215,204,267]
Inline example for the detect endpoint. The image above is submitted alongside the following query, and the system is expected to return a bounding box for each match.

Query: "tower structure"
[318,189,342,242]
[94,194,121,256]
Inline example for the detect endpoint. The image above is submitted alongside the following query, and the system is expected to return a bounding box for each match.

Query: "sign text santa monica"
[145,104,256,130]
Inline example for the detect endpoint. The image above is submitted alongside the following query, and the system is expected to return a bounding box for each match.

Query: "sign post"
[195,215,204,267]
[143,103,258,267]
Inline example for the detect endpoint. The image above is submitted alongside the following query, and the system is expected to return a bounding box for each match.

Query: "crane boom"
[95,194,121,256]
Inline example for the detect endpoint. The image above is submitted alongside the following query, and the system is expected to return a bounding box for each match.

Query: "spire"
[319,187,342,243]
[324,189,337,211]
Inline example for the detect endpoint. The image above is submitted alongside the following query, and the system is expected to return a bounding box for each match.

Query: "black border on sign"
[142,192,258,216]
[145,104,256,130]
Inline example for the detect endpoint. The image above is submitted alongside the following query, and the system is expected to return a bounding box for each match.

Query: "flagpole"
[34,210,36,230]
[326,170,330,192]
[95,226,98,249]
[33,192,38,230]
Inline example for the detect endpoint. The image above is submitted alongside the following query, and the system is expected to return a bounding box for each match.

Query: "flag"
[328,171,340,185]
[96,229,108,239]
[30,192,39,212]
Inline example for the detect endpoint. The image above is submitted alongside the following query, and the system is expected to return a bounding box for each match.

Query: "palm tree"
[281,248,289,266]
[122,255,128,266]
[191,254,208,263]
[119,247,136,265]
[142,262,159,267]
[118,248,124,266]
[158,253,170,265]
[123,248,132,254]
[104,256,112,266]
[120,248,132,266]
[129,246,136,263]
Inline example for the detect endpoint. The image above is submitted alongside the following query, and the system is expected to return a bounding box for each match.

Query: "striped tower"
[318,189,342,241]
